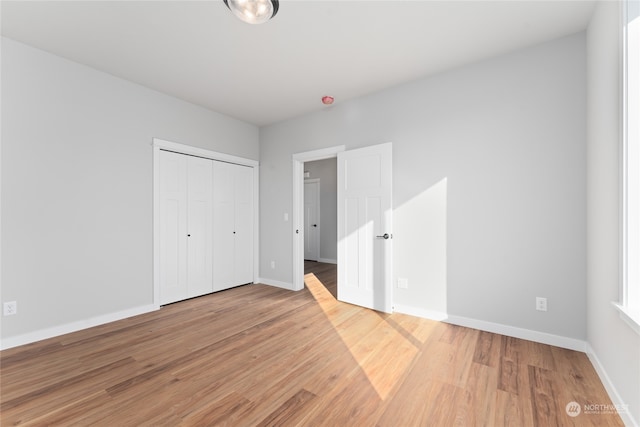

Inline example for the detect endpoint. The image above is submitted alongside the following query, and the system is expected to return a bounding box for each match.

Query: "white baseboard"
[587,344,638,427]
[393,304,586,352]
[257,277,296,291]
[393,304,449,321]
[0,304,158,351]
[445,314,587,352]
[318,258,337,264]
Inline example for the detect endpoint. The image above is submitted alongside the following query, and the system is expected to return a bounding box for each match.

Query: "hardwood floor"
[1,262,623,426]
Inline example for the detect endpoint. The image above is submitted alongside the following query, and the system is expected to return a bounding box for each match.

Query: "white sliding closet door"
[213,161,254,291]
[159,151,188,304]
[186,156,213,297]
[213,161,236,291]
[234,164,254,285]
[159,150,213,304]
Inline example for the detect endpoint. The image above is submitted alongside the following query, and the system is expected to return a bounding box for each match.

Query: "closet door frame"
[152,138,259,308]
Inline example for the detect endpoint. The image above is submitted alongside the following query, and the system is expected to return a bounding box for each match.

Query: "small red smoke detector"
[322,96,334,105]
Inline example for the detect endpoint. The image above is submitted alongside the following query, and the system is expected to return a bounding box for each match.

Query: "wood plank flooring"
[0,262,624,426]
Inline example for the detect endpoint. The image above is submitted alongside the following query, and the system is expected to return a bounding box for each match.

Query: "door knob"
[376,233,390,240]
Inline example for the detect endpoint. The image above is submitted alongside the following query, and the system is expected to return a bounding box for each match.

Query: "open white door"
[337,142,392,313]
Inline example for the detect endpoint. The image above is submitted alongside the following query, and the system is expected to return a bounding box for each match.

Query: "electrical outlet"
[270,261,276,269]
[397,278,408,289]
[536,297,547,312]
[3,301,17,316]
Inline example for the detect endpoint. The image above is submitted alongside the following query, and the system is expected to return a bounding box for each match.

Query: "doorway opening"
[303,159,338,298]
[292,146,345,291]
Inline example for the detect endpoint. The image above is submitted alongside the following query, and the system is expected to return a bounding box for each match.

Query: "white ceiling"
[2,0,595,126]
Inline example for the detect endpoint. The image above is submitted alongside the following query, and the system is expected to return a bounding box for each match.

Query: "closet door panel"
[234,165,254,285]
[213,161,236,291]
[187,156,213,298]
[159,151,188,304]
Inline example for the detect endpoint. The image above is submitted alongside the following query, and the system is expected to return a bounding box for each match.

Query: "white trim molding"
[620,0,640,339]
[0,304,157,351]
[393,304,449,321]
[444,314,587,352]
[257,277,296,291]
[613,302,640,335]
[292,145,347,164]
[587,344,638,427]
[393,304,587,352]
[318,258,337,264]
[152,138,259,167]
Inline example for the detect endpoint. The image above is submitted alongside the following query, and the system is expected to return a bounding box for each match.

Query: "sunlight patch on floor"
[304,272,434,400]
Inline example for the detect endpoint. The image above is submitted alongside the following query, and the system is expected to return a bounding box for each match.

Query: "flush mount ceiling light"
[223,0,279,24]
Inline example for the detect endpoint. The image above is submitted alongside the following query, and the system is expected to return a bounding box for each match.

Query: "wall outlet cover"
[536,297,547,312]
[3,301,17,316]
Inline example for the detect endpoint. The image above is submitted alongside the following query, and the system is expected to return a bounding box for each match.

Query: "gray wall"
[586,2,640,424]
[304,158,337,263]
[1,38,259,340]
[260,33,587,340]
[3,20,636,422]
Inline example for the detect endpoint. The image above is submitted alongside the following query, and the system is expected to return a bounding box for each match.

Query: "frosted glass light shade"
[223,0,279,24]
